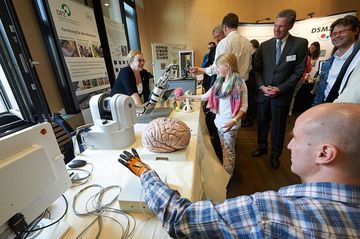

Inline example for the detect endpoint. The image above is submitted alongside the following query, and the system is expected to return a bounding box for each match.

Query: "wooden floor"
[226,113,302,198]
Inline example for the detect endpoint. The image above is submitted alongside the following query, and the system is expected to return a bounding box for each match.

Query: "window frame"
[120,0,141,51]
[0,0,50,136]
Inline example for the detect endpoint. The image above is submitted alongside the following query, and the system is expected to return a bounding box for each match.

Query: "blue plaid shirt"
[141,170,360,239]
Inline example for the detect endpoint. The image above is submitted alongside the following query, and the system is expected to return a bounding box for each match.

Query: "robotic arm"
[84,93,137,149]
[137,64,176,114]
[84,63,177,149]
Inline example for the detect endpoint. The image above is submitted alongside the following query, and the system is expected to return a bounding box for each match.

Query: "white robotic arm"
[84,63,176,148]
[137,64,176,114]
[83,93,137,149]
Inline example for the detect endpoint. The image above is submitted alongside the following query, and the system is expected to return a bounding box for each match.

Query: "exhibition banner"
[104,17,128,78]
[47,0,110,123]
[238,11,357,67]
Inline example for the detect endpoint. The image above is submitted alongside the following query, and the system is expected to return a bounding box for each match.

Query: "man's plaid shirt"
[141,170,360,238]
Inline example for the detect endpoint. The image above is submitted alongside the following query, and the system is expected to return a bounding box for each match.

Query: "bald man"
[119,103,360,238]
[288,103,360,185]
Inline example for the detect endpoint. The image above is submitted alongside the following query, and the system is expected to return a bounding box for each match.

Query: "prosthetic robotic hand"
[137,64,176,114]
[118,148,151,177]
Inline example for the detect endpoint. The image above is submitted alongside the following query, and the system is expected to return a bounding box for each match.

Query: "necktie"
[276,40,282,64]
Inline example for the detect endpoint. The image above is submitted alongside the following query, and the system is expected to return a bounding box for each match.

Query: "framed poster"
[151,43,187,83]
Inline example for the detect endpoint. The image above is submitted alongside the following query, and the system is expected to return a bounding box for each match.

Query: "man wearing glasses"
[313,15,360,105]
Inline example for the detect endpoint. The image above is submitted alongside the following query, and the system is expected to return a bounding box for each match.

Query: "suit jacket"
[254,34,308,105]
[110,66,150,102]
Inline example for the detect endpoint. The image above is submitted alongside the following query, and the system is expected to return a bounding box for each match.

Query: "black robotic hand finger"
[117,148,150,177]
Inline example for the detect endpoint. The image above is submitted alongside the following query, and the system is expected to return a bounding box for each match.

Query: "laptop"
[137,89,175,123]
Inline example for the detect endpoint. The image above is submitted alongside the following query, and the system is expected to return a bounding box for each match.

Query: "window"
[0,64,19,114]
[0,0,49,136]
[123,0,140,50]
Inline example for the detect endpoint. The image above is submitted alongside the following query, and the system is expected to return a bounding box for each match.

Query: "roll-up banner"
[47,0,110,123]
[103,17,128,79]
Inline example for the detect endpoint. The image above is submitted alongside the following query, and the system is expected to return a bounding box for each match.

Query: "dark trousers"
[256,98,290,158]
[244,83,257,122]
[202,74,211,92]
[205,110,223,162]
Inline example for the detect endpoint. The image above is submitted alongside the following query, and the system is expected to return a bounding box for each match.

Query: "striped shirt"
[141,170,360,239]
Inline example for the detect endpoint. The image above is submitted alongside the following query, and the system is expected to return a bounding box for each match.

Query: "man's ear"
[315,144,338,165]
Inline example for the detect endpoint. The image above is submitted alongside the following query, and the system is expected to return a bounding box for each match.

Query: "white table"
[54,102,230,238]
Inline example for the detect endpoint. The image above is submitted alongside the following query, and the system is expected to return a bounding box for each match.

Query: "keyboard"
[137,107,173,124]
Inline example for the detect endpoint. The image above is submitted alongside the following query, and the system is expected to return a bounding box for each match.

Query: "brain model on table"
[174,87,184,97]
[142,117,191,153]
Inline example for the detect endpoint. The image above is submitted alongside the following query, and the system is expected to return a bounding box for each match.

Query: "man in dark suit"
[252,9,308,168]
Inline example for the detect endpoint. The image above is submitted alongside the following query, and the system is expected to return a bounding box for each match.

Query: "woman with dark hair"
[309,42,320,60]
[306,41,321,83]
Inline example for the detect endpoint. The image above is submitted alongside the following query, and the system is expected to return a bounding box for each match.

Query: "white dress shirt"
[205,30,252,81]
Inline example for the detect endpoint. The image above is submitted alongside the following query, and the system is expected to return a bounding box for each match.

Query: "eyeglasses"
[330,28,352,38]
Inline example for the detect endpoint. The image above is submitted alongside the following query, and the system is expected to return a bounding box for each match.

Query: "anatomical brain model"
[142,117,191,153]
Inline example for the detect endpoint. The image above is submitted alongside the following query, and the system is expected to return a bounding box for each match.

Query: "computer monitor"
[168,78,197,96]
[161,88,175,101]
[179,51,194,78]
[0,122,71,236]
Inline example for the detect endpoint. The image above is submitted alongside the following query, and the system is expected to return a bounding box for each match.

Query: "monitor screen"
[162,88,174,101]
[0,122,70,235]
[168,79,197,96]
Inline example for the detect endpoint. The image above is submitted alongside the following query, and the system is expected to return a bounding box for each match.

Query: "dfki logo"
[311,25,331,40]
[56,4,71,17]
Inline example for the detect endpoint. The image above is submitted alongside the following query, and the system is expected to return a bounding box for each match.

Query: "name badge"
[286,55,296,62]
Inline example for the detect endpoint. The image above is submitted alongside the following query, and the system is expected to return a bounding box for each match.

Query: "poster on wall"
[151,43,187,83]
[47,0,110,123]
[238,11,356,65]
[104,17,128,78]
